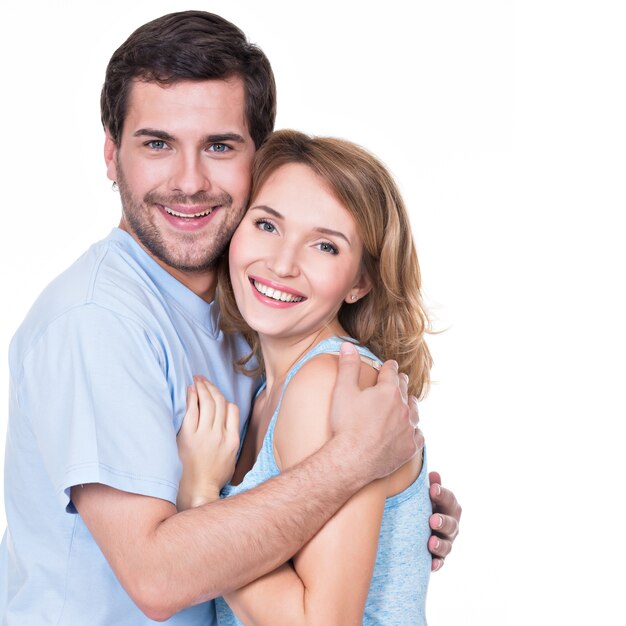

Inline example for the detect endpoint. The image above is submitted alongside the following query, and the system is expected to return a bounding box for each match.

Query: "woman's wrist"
[177,486,221,511]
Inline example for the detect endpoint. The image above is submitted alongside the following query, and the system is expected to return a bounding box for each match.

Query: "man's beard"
[116,165,240,273]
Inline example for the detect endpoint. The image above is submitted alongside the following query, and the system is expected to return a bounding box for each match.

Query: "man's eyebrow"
[204,133,246,144]
[249,206,351,246]
[133,128,175,141]
[132,130,246,144]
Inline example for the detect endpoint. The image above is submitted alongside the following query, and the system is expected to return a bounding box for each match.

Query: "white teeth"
[163,206,214,218]
[253,280,303,303]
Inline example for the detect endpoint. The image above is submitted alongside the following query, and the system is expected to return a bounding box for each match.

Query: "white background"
[1,1,625,624]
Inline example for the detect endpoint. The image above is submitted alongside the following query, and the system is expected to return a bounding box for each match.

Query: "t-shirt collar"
[107,228,219,336]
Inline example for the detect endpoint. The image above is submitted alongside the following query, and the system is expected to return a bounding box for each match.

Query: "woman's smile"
[249,276,307,306]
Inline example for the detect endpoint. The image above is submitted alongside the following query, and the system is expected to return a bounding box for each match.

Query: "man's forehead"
[124,78,249,135]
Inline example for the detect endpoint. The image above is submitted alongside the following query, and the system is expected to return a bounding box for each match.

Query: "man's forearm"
[75,433,371,621]
[162,433,369,601]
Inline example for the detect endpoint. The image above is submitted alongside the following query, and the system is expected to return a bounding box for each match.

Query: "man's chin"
[125,215,231,274]
[169,234,231,269]
[154,248,220,274]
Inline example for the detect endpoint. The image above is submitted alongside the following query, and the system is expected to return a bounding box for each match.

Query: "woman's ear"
[345,270,372,304]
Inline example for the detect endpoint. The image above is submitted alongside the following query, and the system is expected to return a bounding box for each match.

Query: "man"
[0,11,461,624]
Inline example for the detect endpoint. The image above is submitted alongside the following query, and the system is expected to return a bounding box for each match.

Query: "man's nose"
[170,152,211,196]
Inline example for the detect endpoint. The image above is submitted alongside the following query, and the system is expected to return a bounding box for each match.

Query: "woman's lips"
[249,276,307,306]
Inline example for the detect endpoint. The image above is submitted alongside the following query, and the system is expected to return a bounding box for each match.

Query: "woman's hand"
[176,377,240,511]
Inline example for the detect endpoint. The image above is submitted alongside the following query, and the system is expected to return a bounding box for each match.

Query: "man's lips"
[154,202,222,231]
[158,204,218,219]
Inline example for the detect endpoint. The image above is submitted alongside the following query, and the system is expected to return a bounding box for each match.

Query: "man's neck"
[119,222,218,303]
[153,258,217,304]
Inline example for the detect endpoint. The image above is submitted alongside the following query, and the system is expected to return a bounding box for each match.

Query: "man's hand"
[428,471,462,571]
[329,342,423,482]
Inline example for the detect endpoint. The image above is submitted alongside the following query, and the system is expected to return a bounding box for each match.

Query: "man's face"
[105,78,256,275]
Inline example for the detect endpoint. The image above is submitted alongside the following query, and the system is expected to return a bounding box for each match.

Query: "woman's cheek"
[228,226,248,268]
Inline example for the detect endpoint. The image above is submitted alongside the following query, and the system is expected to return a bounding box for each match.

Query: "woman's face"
[228,163,370,342]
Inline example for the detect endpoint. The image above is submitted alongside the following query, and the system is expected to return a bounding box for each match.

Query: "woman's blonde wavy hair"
[217,129,432,399]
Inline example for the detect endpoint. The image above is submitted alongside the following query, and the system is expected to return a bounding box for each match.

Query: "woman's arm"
[176,377,240,509]
[224,480,386,626]
[223,354,387,626]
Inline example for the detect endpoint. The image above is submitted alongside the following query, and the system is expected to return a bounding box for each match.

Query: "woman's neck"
[258,321,347,393]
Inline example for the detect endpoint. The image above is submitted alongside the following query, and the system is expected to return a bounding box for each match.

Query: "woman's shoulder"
[273,353,337,469]
[279,351,340,425]
[284,337,380,399]
[273,339,380,470]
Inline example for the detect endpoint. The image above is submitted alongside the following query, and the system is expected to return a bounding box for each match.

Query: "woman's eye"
[255,219,276,233]
[318,242,338,255]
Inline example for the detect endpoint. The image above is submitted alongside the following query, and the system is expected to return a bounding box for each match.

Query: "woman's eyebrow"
[314,227,351,246]
[249,205,283,218]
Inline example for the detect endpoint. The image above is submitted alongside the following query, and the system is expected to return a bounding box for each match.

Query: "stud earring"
[112,181,119,192]
[351,294,358,301]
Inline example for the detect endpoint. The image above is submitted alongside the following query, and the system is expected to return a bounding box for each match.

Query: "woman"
[177,130,433,625]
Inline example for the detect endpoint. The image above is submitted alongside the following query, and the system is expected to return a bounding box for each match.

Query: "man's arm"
[428,471,462,571]
[72,343,422,621]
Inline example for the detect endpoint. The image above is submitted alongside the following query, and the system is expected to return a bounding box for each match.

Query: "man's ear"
[345,270,373,304]
[104,131,118,182]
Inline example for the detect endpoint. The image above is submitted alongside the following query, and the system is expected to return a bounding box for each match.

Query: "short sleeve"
[16,304,181,511]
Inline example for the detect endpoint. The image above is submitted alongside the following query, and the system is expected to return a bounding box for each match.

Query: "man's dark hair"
[100,10,276,148]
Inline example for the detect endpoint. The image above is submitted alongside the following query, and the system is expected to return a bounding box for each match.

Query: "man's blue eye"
[211,143,229,152]
[148,140,166,150]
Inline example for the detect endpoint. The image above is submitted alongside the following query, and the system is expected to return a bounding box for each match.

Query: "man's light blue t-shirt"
[0,228,258,625]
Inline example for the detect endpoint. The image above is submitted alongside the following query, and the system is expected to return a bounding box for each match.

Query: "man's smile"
[161,204,217,219]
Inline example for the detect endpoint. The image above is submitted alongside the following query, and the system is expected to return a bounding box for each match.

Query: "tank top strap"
[270,336,382,426]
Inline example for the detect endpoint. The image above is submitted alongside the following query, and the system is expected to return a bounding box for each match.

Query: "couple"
[0,10,461,625]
